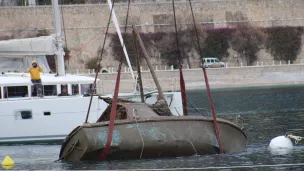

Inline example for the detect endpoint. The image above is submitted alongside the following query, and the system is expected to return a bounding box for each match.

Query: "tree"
[265,26,303,63]
[110,27,201,69]
[110,32,146,70]
[85,47,107,72]
[37,0,85,5]
[202,28,232,61]
[230,25,264,65]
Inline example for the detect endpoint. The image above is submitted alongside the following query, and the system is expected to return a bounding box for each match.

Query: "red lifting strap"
[179,67,188,116]
[202,67,223,153]
[99,66,122,160]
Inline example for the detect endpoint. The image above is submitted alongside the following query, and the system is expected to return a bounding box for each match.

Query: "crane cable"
[172,0,188,116]
[99,0,132,160]
[84,0,116,123]
[188,0,223,153]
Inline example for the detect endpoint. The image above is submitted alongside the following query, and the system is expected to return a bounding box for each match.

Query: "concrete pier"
[80,64,304,94]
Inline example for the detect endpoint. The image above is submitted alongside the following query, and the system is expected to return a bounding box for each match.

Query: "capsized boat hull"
[59,116,247,161]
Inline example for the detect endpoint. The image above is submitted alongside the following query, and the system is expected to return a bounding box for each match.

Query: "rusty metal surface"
[88,116,244,133]
[59,118,247,161]
[59,100,247,162]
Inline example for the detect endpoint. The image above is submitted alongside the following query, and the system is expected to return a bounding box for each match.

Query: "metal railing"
[2,59,304,75]
[66,60,304,75]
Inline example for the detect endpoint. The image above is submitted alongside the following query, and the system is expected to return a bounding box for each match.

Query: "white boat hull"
[0,92,182,144]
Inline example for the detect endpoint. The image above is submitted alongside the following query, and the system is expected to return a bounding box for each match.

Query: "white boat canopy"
[0,35,57,73]
[0,35,57,57]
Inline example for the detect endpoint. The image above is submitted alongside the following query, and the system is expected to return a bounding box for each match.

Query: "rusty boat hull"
[59,116,247,161]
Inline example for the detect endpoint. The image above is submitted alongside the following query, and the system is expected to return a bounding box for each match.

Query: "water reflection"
[188,85,304,115]
[0,112,301,170]
[269,148,294,156]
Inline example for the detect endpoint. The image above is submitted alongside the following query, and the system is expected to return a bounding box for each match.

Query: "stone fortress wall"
[0,0,304,70]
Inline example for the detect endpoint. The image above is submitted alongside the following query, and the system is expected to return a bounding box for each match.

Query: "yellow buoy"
[2,155,14,169]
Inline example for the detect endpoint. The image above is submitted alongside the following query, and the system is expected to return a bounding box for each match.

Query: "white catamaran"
[0,0,183,144]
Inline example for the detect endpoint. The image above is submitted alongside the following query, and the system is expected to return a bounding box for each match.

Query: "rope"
[123,0,131,33]
[186,139,197,154]
[54,140,79,162]
[187,0,223,153]
[172,0,188,116]
[285,129,304,144]
[188,0,202,56]
[133,109,145,159]
[84,0,116,123]
[286,134,303,144]
[69,27,107,59]
[188,98,206,115]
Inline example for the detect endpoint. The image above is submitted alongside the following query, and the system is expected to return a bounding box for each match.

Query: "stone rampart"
[0,0,304,69]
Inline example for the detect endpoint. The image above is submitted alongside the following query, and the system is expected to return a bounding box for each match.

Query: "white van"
[202,57,225,68]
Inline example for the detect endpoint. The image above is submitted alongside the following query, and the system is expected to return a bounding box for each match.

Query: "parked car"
[202,57,225,68]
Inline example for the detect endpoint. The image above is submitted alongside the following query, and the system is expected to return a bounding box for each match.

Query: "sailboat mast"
[106,0,135,80]
[51,0,65,76]
[132,25,165,100]
[133,31,145,102]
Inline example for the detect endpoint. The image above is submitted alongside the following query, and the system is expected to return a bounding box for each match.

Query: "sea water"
[0,85,303,170]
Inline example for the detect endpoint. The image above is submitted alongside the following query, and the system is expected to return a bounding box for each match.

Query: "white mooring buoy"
[269,136,293,155]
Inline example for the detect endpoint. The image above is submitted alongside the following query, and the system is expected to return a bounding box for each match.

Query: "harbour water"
[0,85,303,170]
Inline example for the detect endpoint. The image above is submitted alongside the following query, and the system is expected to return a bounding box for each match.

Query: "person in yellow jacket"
[27,61,43,97]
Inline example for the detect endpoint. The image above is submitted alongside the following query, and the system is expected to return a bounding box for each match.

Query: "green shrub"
[109,32,142,70]
[231,25,264,65]
[265,26,304,63]
[110,27,200,68]
[85,47,108,72]
[36,29,50,37]
[109,26,304,66]
[85,57,100,71]
[202,28,233,60]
